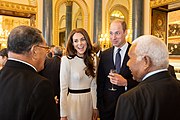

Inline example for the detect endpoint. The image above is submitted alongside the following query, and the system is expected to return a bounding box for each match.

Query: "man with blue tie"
[97,19,139,120]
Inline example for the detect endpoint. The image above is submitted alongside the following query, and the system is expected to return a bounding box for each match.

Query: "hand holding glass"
[109,69,117,91]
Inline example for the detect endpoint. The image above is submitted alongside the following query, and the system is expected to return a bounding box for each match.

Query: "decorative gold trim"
[128,0,132,43]
[105,0,132,42]
[54,0,89,46]
[28,0,37,6]
[0,1,37,14]
[66,1,73,6]
[105,0,114,33]
[72,8,83,29]
[0,1,38,47]
[59,15,66,28]
[109,5,129,24]
[150,0,180,8]
[59,27,66,33]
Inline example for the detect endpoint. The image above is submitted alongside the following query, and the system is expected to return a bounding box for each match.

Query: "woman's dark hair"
[66,28,95,78]
[7,25,43,54]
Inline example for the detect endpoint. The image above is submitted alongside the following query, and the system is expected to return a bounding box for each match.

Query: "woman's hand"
[92,109,99,120]
[54,96,59,104]
[60,117,67,120]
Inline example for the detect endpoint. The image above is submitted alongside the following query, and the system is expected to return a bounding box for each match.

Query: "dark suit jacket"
[97,43,139,120]
[0,60,58,120]
[39,56,61,116]
[115,71,180,120]
[168,64,177,79]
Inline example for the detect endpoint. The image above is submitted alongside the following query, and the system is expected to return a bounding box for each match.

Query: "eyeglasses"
[36,45,50,53]
[36,45,50,50]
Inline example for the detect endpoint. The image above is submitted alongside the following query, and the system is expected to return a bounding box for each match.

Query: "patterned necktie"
[115,48,121,73]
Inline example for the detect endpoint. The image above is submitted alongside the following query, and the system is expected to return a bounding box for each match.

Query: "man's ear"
[30,45,38,60]
[124,30,127,36]
[143,55,152,69]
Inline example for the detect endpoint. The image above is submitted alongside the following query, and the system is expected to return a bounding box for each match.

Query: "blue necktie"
[115,48,121,73]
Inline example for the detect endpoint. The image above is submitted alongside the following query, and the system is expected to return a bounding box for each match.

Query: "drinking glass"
[109,69,117,91]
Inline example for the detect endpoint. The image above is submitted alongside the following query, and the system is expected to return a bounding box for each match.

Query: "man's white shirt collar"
[8,58,37,72]
[113,42,128,65]
[142,69,168,81]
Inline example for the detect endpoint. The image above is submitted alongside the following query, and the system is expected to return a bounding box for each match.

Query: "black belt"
[68,88,90,93]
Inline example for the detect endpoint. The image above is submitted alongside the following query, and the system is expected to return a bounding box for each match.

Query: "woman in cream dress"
[60,28,98,120]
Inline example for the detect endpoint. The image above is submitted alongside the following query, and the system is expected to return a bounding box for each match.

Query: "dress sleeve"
[60,56,70,117]
[91,77,97,109]
[91,55,97,109]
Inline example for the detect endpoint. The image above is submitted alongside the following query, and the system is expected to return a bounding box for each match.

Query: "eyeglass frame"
[35,45,50,53]
[36,45,50,50]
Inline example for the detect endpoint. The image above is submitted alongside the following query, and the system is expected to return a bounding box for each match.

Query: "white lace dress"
[60,56,97,120]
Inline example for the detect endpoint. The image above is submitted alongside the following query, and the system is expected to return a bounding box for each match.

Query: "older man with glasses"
[0,25,58,120]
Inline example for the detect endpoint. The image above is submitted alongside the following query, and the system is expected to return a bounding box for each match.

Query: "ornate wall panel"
[0,1,37,28]
[150,0,180,8]
[105,0,131,38]
[29,0,37,6]
[54,0,89,46]
[0,1,37,22]
[0,1,37,49]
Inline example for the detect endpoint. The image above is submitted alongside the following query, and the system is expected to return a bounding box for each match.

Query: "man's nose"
[112,34,116,39]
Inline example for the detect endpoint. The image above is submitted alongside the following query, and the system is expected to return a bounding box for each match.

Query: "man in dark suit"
[115,35,180,120]
[97,19,138,120]
[0,25,58,120]
[93,42,102,58]
[168,64,177,79]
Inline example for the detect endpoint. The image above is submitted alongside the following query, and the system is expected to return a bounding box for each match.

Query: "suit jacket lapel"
[120,43,131,74]
[111,47,115,69]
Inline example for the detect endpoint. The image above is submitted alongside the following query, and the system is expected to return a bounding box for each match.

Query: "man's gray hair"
[54,46,63,57]
[132,35,169,69]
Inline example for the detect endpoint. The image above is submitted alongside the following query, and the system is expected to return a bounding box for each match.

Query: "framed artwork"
[168,9,180,57]
[151,9,167,43]
[168,23,180,56]
[152,9,180,57]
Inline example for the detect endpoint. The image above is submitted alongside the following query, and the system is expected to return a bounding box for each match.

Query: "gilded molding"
[105,0,114,33]
[72,8,83,29]
[150,0,180,8]
[0,1,37,14]
[28,0,37,6]
[105,0,132,42]
[54,0,89,46]
[66,1,73,6]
